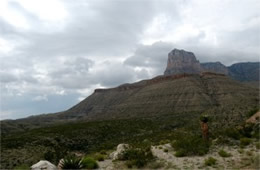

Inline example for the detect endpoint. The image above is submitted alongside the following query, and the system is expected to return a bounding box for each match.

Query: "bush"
[171,135,210,156]
[218,149,231,157]
[240,138,251,147]
[163,148,168,152]
[94,153,105,161]
[81,157,98,169]
[175,150,185,157]
[60,155,82,169]
[122,146,154,168]
[204,157,217,166]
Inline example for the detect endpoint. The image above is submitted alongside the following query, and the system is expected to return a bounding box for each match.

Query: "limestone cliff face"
[164,49,202,76]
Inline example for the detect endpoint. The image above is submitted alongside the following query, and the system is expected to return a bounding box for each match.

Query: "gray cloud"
[0,0,259,119]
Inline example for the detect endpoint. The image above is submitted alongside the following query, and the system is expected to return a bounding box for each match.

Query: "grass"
[218,149,232,157]
[121,145,154,168]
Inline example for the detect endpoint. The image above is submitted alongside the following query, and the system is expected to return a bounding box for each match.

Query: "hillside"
[1,72,259,134]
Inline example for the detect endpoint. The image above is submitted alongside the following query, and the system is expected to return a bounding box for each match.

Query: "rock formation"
[164,49,202,76]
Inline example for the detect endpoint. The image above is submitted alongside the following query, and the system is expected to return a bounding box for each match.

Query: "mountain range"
[164,49,259,82]
[1,49,259,134]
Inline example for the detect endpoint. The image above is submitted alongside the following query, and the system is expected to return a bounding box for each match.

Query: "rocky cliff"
[164,49,259,82]
[164,49,202,75]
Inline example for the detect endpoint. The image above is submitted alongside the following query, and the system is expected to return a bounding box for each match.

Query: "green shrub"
[204,157,217,166]
[171,135,210,156]
[81,157,98,169]
[94,153,105,161]
[240,138,251,147]
[60,155,82,169]
[122,146,154,168]
[158,146,163,149]
[218,149,231,157]
[175,150,185,157]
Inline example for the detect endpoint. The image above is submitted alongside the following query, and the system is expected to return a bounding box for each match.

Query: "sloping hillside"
[2,73,259,134]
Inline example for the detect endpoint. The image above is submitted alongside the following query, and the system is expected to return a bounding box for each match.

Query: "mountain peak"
[164,49,202,76]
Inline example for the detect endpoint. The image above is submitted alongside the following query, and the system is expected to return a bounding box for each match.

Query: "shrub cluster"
[171,135,210,157]
[121,146,154,168]
[204,157,217,166]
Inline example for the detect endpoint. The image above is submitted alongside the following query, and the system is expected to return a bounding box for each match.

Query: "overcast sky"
[0,0,259,120]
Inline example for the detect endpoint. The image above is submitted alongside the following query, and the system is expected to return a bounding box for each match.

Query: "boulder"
[109,144,129,160]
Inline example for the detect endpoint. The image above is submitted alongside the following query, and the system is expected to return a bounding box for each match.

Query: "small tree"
[200,114,209,141]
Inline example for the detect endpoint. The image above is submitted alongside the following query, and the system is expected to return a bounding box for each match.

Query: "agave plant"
[59,155,83,169]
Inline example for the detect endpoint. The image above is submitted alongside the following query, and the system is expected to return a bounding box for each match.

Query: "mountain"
[201,62,228,75]
[164,49,202,75]
[1,49,259,134]
[2,72,259,134]
[164,49,259,82]
[228,62,260,82]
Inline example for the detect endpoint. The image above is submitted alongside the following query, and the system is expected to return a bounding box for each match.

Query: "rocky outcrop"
[201,62,228,75]
[109,144,129,160]
[164,49,202,76]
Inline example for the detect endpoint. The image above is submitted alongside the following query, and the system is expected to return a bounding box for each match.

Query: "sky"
[0,0,259,120]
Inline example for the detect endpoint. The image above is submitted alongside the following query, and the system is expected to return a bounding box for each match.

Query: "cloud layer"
[0,0,259,119]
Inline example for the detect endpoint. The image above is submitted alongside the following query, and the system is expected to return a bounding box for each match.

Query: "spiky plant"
[60,155,82,169]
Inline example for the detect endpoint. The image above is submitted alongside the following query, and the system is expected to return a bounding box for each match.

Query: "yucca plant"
[60,155,83,169]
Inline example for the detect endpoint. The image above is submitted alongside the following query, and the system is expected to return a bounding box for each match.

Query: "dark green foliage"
[174,150,185,157]
[218,149,231,157]
[200,115,209,123]
[240,138,251,147]
[163,148,168,152]
[247,108,259,118]
[81,157,98,169]
[171,134,210,156]
[60,155,82,169]
[122,146,154,168]
[205,157,217,166]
